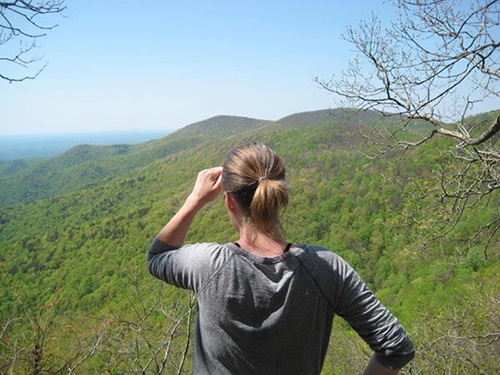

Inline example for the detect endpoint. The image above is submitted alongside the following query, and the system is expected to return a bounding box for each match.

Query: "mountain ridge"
[0,108,381,207]
[0,108,494,208]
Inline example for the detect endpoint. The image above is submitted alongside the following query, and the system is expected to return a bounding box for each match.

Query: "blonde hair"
[222,142,288,233]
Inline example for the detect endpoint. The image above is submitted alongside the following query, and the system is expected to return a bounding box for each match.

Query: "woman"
[147,142,414,374]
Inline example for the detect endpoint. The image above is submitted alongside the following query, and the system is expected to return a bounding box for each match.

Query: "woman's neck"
[237,225,288,257]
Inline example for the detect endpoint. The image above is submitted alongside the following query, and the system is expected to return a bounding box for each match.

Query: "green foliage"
[0,109,498,374]
[0,110,386,207]
[0,157,44,178]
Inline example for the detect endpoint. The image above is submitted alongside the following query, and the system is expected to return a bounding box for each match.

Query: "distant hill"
[0,132,169,161]
[169,115,270,138]
[0,158,44,178]
[0,109,390,207]
[277,108,380,128]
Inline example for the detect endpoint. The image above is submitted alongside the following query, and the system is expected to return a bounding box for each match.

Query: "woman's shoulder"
[295,243,342,258]
[294,243,352,268]
[294,244,361,291]
[178,241,233,255]
[181,242,236,265]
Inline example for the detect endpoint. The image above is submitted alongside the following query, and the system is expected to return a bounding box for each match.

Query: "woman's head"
[222,142,288,234]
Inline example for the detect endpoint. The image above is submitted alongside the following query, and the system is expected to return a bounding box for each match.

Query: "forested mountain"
[0,109,498,374]
[0,110,384,207]
[0,158,44,179]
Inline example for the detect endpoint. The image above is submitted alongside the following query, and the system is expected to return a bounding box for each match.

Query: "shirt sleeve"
[147,238,220,293]
[331,255,415,369]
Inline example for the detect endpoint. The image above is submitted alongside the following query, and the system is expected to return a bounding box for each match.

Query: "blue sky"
[1,1,494,135]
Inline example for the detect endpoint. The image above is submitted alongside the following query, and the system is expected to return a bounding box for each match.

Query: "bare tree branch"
[319,0,500,238]
[0,0,65,83]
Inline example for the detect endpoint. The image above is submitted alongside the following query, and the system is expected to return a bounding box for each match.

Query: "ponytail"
[251,178,288,232]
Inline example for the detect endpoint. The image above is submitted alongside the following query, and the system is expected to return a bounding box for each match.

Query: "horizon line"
[0,129,175,137]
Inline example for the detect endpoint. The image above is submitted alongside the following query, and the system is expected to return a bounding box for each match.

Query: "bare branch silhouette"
[0,0,65,83]
[317,0,500,238]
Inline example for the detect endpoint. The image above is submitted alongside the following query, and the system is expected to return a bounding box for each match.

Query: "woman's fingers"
[213,171,223,188]
[190,167,223,206]
[211,172,223,196]
[207,167,223,183]
[198,167,222,188]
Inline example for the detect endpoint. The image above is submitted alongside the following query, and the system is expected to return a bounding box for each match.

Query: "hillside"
[0,110,384,207]
[0,157,44,178]
[277,108,379,128]
[0,132,168,161]
[0,109,498,374]
[168,115,270,138]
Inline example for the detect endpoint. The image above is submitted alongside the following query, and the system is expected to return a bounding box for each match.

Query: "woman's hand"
[362,356,401,375]
[187,167,223,209]
[156,167,223,248]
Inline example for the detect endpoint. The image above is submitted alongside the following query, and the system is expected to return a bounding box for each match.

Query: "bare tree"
[0,297,107,375]
[0,261,195,374]
[408,281,500,374]
[0,0,66,83]
[104,269,196,374]
[317,0,500,238]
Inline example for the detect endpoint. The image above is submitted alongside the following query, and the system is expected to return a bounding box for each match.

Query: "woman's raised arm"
[156,167,222,248]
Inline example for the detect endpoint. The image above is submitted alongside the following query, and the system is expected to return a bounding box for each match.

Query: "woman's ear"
[225,193,236,212]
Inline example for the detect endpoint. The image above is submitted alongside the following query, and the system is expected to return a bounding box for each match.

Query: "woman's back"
[148,240,414,374]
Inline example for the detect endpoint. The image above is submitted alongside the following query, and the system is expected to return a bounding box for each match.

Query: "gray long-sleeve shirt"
[147,239,414,374]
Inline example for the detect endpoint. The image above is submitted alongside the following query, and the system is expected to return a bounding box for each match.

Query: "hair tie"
[258,176,268,184]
